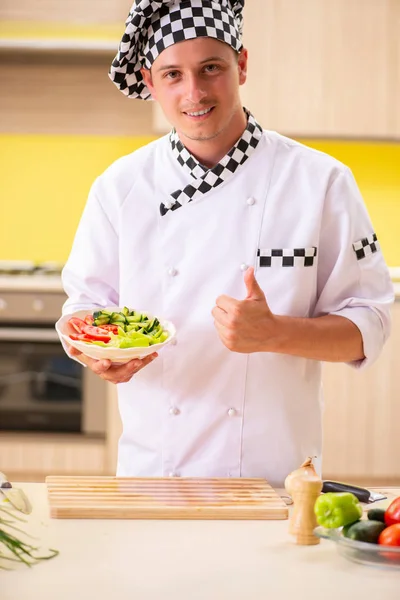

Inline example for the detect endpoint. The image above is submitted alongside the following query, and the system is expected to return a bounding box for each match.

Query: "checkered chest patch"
[353,233,380,260]
[257,247,317,268]
[160,110,263,216]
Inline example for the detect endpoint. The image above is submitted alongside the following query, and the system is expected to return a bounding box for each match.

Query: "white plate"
[56,307,176,364]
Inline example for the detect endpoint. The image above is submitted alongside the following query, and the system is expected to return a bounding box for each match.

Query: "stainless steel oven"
[0,282,107,436]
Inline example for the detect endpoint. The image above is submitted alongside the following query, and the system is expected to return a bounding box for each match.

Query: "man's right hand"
[67,345,158,384]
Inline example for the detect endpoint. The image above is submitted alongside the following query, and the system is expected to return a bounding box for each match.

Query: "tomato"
[69,333,94,342]
[68,317,87,333]
[99,324,119,334]
[80,325,111,343]
[84,315,94,325]
[385,497,400,526]
[378,523,400,547]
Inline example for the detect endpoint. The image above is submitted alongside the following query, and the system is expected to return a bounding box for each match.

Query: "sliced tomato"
[69,333,94,342]
[80,325,111,342]
[84,314,94,325]
[99,324,119,334]
[68,317,87,334]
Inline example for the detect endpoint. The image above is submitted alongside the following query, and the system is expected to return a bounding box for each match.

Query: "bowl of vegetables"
[314,494,400,569]
[56,306,176,363]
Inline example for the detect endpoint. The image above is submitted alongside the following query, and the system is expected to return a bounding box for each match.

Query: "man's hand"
[212,267,278,353]
[68,345,158,384]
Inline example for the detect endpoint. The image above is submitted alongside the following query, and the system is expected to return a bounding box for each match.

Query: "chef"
[60,0,394,485]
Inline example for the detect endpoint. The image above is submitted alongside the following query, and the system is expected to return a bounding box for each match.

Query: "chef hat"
[109,0,245,100]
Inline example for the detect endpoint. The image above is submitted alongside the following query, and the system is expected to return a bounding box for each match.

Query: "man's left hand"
[212,267,278,353]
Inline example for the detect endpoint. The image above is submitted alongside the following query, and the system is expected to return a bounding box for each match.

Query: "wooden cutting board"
[46,476,289,520]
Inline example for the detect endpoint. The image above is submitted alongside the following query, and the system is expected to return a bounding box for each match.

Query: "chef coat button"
[169,406,180,416]
[247,197,256,206]
[227,408,237,417]
[168,471,179,477]
[168,267,178,277]
[170,338,177,346]
[240,263,248,272]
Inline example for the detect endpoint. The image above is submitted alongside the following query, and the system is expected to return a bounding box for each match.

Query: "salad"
[67,307,169,349]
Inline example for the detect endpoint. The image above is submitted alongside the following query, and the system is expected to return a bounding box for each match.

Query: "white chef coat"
[61,130,394,486]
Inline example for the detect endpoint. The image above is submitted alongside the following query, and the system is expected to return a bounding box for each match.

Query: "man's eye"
[165,71,179,79]
[204,64,219,73]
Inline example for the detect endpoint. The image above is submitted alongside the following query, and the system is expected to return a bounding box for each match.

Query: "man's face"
[141,37,247,142]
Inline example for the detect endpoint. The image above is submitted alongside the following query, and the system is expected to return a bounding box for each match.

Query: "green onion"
[0,506,59,569]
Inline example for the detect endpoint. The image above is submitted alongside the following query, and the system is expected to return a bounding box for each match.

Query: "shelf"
[0,20,122,53]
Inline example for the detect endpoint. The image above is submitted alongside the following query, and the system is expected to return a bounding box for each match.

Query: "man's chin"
[180,126,224,142]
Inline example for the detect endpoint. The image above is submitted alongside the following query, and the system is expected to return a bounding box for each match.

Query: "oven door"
[0,327,106,436]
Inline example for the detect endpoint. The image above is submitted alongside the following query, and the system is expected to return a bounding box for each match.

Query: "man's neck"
[176,107,248,169]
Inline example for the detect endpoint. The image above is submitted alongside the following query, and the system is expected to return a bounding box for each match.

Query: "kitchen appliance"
[46,475,289,519]
[0,261,107,436]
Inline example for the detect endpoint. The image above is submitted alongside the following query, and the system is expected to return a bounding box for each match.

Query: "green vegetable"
[89,308,169,349]
[314,492,363,529]
[367,508,386,523]
[342,519,387,543]
[0,506,58,569]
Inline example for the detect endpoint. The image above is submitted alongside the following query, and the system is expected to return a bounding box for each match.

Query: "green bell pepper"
[314,492,363,529]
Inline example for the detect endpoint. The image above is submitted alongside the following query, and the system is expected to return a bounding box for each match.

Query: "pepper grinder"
[286,473,323,545]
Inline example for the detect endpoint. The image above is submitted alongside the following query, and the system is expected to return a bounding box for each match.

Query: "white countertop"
[1,483,400,600]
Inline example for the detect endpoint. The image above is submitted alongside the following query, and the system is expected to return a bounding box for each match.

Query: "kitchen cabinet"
[0,0,154,137]
[242,0,400,139]
[2,0,399,139]
[321,300,400,484]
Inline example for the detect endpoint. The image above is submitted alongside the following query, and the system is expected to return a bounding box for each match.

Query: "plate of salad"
[56,306,176,363]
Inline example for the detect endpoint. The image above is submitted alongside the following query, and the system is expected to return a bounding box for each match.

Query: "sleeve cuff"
[330,306,389,370]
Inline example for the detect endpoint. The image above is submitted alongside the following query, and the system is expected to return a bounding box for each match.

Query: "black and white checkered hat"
[109,0,245,100]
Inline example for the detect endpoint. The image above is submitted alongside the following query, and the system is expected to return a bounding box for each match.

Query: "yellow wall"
[0,135,399,265]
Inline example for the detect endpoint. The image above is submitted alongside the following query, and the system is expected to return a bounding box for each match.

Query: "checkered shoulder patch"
[257,247,317,267]
[352,233,380,260]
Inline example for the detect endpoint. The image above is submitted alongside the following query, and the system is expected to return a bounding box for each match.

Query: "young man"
[61,0,394,485]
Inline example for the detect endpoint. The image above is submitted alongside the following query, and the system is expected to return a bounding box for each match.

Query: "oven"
[0,284,107,436]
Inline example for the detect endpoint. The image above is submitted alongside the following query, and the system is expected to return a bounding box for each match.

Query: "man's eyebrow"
[156,55,228,72]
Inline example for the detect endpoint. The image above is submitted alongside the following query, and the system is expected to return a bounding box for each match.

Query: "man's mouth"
[183,106,215,119]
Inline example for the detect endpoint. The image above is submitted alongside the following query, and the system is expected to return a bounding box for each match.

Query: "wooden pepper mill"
[284,457,323,545]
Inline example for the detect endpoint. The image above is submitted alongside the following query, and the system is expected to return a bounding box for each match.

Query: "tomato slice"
[68,317,87,333]
[69,333,94,342]
[99,324,119,334]
[84,315,94,325]
[81,325,111,342]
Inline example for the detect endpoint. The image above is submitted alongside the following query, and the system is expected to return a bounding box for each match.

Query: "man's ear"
[237,48,248,86]
[141,68,157,99]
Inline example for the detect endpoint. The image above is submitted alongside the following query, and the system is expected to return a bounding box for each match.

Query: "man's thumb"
[244,267,265,300]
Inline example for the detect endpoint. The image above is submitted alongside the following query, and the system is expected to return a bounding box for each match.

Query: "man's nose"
[184,74,208,104]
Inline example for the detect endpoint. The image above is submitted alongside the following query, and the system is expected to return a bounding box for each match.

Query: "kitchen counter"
[1,484,400,600]
[0,275,64,292]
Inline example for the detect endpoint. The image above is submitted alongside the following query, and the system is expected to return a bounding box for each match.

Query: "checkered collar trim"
[109,0,245,100]
[160,109,263,216]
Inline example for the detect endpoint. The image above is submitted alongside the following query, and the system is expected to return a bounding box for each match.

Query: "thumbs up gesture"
[212,267,278,353]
